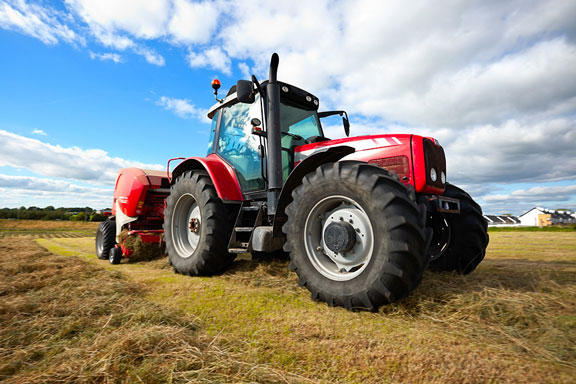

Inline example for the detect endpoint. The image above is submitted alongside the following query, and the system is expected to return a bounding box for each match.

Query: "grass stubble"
[0,237,309,383]
[0,220,574,383]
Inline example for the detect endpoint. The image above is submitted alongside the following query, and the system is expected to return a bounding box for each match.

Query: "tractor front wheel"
[283,162,428,310]
[427,184,489,274]
[95,219,116,260]
[164,170,236,276]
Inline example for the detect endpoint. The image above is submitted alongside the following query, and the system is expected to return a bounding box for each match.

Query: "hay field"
[0,219,98,238]
[1,220,574,383]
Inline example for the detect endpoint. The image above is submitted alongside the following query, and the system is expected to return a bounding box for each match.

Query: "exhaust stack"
[266,53,282,215]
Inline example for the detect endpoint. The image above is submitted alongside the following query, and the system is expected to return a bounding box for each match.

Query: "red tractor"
[96,54,488,310]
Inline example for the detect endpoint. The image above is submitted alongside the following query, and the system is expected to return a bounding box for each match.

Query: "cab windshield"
[279,100,323,182]
[279,100,323,139]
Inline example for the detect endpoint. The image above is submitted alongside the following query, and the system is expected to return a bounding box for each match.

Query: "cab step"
[227,202,264,253]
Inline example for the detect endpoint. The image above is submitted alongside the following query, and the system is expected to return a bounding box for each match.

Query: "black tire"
[109,247,122,265]
[95,219,116,260]
[164,170,236,276]
[283,162,428,311]
[427,184,489,274]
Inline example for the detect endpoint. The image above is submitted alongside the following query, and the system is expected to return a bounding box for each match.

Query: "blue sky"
[0,0,575,215]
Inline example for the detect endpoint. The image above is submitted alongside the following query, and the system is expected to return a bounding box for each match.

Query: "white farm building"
[518,207,576,227]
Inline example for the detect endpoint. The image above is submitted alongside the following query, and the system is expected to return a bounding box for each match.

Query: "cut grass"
[1,219,574,383]
[0,237,313,383]
[0,219,98,238]
[0,218,99,231]
[30,231,576,383]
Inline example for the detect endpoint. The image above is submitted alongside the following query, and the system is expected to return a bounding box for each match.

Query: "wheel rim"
[304,195,374,281]
[171,193,202,258]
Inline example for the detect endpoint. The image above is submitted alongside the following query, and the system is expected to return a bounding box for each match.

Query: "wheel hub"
[324,221,356,253]
[189,218,199,233]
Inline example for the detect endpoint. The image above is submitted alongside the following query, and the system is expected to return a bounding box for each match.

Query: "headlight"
[441,171,446,184]
[430,168,437,182]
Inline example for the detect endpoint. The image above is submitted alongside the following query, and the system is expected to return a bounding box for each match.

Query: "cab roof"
[207,80,319,119]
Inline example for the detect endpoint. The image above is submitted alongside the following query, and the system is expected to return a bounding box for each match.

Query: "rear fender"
[272,145,355,236]
[171,154,243,202]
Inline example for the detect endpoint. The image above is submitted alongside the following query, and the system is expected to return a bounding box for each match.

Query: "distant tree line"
[0,206,108,221]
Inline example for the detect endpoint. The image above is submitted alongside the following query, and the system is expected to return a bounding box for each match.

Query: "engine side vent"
[368,156,410,182]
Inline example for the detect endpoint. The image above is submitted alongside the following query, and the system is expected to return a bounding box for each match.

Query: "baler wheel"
[109,247,122,265]
[427,184,489,274]
[164,170,236,276]
[95,219,116,260]
[283,161,428,311]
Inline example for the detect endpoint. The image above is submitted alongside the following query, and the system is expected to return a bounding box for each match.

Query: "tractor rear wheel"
[427,184,489,274]
[164,170,236,276]
[95,219,116,260]
[283,162,428,311]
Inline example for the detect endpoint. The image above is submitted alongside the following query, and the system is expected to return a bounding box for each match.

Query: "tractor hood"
[294,134,411,162]
[294,134,447,194]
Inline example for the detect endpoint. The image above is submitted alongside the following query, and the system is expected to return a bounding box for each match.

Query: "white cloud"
[0,175,114,209]
[0,186,112,209]
[65,0,171,40]
[483,185,576,203]
[443,117,576,185]
[156,96,208,122]
[134,45,165,66]
[238,62,251,80]
[32,129,46,136]
[354,38,576,127]
[188,46,231,74]
[0,174,110,194]
[0,130,163,185]
[168,0,219,44]
[89,51,123,63]
[66,0,167,65]
[89,26,135,50]
[0,0,83,45]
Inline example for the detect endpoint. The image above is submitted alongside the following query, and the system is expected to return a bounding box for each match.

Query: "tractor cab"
[206,80,335,195]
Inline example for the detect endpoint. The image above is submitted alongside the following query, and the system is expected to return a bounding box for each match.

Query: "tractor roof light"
[211,79,223,103]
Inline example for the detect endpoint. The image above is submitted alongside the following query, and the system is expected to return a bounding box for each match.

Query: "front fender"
[171,154,243,202]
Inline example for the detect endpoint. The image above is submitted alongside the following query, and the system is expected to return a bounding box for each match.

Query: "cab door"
[216,96,265,193]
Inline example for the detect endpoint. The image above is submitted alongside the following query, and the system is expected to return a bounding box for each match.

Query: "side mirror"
[318,110,351,137]
[343,116,350,137]
[236,80,255,103]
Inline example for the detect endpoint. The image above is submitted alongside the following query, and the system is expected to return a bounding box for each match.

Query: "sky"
[0,0,575,215]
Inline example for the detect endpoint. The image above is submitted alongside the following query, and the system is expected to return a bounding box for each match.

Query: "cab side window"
[218,97,264,192]
[206,110,219,155]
